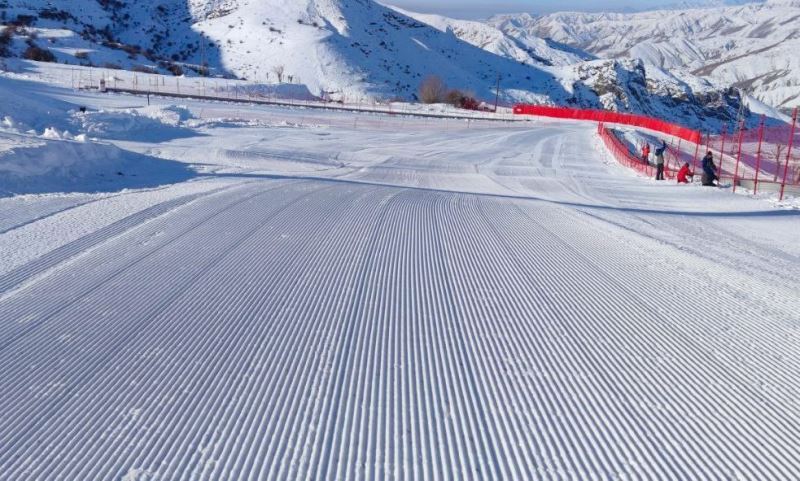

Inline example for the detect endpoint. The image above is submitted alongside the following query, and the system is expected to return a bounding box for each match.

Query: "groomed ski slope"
[2,96,800,480]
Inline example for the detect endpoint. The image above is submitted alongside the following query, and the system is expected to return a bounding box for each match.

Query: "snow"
[1,68,800,480]
[0,75,195,197]
[0,0,771,130]
[495,1,800,109]
[389,6,593,67]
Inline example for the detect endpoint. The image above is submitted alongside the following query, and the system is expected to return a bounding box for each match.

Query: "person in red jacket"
[642,143,651,164]
[677,162,694,184]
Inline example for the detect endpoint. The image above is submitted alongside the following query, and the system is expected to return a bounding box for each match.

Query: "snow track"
[2,117,800,480]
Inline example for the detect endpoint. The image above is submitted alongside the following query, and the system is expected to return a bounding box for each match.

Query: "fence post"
[677,138,683,169]
[779,107,798,201]
[693,133,702,171]
[753,115,766,195]
[718,124,727,180]
[733,120,745,193]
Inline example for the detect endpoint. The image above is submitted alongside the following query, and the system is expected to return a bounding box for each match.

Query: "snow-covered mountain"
[391,6,760,128]
[645,0,766,9]
[490,0,800,110]
[0,0,583,103]
[0,0,767,128]
[389,7,594,67]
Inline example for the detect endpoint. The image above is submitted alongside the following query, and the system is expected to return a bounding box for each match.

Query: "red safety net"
[597,123,677,180]
[514,104,702,144]
[704,109,799,198]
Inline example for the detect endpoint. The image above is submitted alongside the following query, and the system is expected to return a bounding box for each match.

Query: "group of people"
[641,141,719,187]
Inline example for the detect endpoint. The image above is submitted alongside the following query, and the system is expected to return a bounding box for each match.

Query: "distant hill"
[490,0,800,110]
[0,0,773,128]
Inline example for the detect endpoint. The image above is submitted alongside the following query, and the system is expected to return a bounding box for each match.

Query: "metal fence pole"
[779,107,798,202]
[693,132,702,171]
[733,120,745,193]
[753,115,766,195]
[718,124,727,180]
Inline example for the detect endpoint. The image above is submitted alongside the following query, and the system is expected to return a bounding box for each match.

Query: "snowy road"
[2,113,800,480]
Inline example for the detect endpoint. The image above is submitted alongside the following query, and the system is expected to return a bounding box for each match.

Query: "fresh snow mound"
[0,132,192,196]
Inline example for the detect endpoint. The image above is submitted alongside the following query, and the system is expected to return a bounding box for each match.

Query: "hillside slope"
[491,1,800,109]
[389,7,594,68]
[0,0,768,128]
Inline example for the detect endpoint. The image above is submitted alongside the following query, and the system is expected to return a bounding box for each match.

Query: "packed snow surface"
[1,75,800,480]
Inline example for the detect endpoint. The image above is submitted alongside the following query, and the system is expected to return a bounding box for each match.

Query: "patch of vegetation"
[39,8,76,22]
[132,64,157,74]
[0,28,11,57]
[23,42,56,62]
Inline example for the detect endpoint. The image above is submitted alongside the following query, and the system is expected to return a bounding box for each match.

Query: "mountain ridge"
[489,1,800,110]
[0,0,773,128]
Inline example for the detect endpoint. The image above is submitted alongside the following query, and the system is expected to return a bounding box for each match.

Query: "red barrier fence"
[514,104,702,144]
[704,108,799,200]
[597,123,677,180]
[535,103,799,200]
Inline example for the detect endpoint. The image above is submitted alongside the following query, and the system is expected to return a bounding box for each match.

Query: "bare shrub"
[0,28,13,57]
[444,88,480,110]
[445,88,463,106]
[23,44,56,62]
[419,75,446,104]
[166,63,183,76]
[272,64,285,83]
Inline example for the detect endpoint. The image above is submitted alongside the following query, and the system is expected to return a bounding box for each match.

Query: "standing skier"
[701,151,718,186]
[654,140,667,181]
[642,143,651,164]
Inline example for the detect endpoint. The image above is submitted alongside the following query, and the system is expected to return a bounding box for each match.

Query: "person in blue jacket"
[701,151,718,186]
[654,140,667,180]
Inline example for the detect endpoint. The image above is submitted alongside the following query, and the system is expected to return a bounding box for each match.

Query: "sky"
[385,1,740,19]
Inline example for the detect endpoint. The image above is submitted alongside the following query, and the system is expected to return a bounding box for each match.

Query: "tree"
[419,75,446,104]
[272,64,285,83]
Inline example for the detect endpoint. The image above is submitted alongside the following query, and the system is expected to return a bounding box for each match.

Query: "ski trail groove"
[2,121,800,480]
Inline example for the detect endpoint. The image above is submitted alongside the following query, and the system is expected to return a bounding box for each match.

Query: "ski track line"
[499,200,800,479]
[2,121,800,480]
[537,204,800,403]
[0,196,103,235]
[0,180,339,479]
[468,198,736,476]
[0,180,300,351]
[0,180,315,432]
[0,180,249,297]
[0,180,209,236]
[577,206,800,289]
[1,184,798,480]
[78,182,381,481]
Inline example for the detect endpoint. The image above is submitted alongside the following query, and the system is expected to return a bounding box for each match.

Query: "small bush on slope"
[419,75,446,104]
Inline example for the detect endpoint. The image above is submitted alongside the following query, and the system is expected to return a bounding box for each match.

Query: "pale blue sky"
[386,1,753,19]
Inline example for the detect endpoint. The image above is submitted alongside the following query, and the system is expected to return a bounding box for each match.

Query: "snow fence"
[597,123,676,180]
[704,109,800,199]
[523,104,799,200]
[513,104,702,144]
